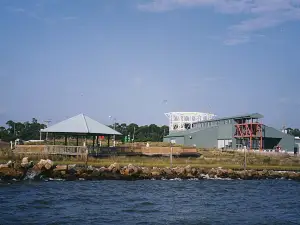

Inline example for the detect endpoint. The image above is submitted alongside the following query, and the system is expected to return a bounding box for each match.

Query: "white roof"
[41,114,121,135]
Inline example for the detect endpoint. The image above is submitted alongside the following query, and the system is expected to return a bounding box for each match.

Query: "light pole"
[109,116,116,147]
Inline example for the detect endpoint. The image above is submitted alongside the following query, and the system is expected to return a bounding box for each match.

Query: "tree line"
[287,128,300,137]
[109,123,169,142]
[0,119,46,142]
[0,119,169,142]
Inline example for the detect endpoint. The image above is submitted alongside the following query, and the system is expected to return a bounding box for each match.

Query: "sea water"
[0,179,299,224]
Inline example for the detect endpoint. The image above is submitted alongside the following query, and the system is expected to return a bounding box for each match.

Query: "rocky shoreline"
[1,158,300,181]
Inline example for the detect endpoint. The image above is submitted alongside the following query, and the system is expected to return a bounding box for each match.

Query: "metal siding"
[278,135,295,152]
[163,137,185,145]
[217,124,234,139]
[184,127,218,148]
[41,114,121,135]
[264,126,295,152]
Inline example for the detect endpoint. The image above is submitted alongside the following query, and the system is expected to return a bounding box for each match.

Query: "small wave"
[24,169,40,180]
[79,178,85,181]
[200,174,232,180]
[49,178,65,181]
[169,178,182,181]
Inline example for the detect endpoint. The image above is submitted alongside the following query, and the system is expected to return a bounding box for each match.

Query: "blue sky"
[1,0,300,128]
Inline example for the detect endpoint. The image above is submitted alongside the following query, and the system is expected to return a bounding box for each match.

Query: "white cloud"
[138,0,300,45]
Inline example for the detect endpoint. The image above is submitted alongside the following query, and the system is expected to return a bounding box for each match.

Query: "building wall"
[163,136,185,145]
[184,126,219,148]
[264,126,295,152]
[163,120,295,151]
[164,124,235,149]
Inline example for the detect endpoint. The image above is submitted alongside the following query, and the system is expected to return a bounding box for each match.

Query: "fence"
[13,145,88,156]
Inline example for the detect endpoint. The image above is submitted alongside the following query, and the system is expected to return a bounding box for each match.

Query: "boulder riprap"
[1,159,300,181]
[0,160,13,169]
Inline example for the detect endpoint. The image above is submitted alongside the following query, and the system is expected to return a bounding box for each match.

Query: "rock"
[0,164,9,168]
[208,168,217,177]
[162,168,173,176]
[120,164,142,176]
[21,157,29,168]
[0,167,24,180]
[173,167,185,176]
[87,165,94,172]
[36,159,53,170]
[0,160,14,169]
[186,173,194,178]
[185,165,192,174]
[191,168,198,176]
[6,160,13,168]
[141,167,151,175]
[108,163,120,173]
[151,171,161,176]
[54,165,68,171]
[68,164,77,170]
[45,160,53,170]
[99,167,108,173]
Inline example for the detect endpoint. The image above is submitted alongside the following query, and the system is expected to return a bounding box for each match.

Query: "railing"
[13,145,88,156]
[45,145,88,155]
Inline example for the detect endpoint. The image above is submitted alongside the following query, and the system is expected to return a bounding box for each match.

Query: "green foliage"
[109,123,169,142]
[0,119,168,143]
[287,128,300,137]
[0,118,46,142]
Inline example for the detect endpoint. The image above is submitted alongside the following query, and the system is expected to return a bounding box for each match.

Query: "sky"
[1,0,300,128]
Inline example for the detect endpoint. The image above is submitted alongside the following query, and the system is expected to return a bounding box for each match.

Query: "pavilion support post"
[76,136,79,146]
[108,135,110,147]
[96,136,99,154]
[92,135,95,152]
[53,134,56,145]
[64,135,67,146]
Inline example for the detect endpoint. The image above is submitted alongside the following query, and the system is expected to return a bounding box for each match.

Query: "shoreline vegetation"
[1,147,300,182]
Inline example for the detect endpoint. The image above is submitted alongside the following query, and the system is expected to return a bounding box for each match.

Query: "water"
[1,180,300,225]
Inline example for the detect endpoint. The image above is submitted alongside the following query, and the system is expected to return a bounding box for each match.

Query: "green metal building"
[163,113,295,152]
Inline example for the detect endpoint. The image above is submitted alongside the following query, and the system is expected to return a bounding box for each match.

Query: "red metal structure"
[234,118,263,151]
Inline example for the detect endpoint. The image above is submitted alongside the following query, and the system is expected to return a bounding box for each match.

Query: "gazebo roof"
[41,114,122,135]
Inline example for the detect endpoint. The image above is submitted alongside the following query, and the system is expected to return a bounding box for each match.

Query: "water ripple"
[0,180,300,224]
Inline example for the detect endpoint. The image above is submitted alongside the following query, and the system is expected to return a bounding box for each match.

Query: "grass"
[1,146,300,171]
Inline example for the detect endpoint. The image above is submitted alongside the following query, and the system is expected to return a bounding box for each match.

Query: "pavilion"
[40,114,122,155]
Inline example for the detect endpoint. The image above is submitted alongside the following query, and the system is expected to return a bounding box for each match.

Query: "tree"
[0,119,46,141]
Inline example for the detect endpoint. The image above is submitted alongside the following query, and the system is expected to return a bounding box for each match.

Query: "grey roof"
[194,113,264,124]
[41,114,122,135]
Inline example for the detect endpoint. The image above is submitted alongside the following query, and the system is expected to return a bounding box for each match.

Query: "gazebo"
[40,114,122,156]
